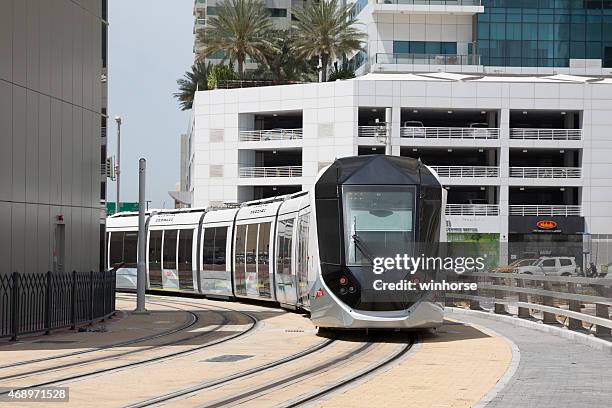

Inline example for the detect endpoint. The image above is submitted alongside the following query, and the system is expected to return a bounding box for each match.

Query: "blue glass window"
[393,41,457,55]
[477,1,612,67]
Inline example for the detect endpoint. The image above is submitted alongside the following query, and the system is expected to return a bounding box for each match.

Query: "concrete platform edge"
[445,307,612,355]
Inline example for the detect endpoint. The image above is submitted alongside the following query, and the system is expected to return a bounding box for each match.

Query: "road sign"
[106,202,139,215]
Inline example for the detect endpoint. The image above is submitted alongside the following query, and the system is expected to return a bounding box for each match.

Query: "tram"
[107,155,446,329]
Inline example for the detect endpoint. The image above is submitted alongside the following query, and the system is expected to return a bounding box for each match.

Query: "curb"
[445,307,612,355]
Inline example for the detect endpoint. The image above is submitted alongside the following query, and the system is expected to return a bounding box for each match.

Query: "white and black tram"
[107,155,446,329]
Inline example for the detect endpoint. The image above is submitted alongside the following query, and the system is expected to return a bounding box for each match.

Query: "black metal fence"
[0,270,116,341]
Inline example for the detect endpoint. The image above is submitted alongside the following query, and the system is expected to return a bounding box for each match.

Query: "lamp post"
[114,116,122,214]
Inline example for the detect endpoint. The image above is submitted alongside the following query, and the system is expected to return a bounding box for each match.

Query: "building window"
[206,6,217,15]
[393,41,457,55]
[477,0,612,67]
[268,8,287,17]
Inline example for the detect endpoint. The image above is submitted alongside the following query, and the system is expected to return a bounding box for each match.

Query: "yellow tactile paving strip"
[319,319,513,408]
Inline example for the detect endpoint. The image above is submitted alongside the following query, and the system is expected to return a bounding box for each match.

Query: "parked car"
[493,258,537,273]
[469,122,491,138]
[515,256,579,276]
[402,120,425,137]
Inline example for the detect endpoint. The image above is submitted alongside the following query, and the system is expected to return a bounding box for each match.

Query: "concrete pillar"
[499,108,510,265]
[391,105,401,156]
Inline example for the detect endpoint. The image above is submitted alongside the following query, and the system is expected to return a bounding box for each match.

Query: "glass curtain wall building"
[477,0,612,68]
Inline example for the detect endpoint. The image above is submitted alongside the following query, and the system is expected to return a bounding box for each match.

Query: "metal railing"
[510,128,582,141]
[509,205,581,216]
[445,204,499,216]
[215,80,305,89]
[446,272,612,337]
[239,128,303,142]
[376,0,481,4]
[509,167,582,178]
[358,125,389,138]
[0,270,116,341]
[376,53,480,66]
[430,166,499,178]
[400,126,499,139]
[239,166,303,178]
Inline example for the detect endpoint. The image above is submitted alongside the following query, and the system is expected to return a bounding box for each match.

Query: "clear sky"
[108,0,194,209]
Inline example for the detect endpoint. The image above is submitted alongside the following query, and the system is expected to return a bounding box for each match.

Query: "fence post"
[10,272,19,342]
[541,280,559,324]
[102,270,107,318]
[44,271,52,335]
[70,270,77,330]
[89,270,94,324]
[516,278,531,318]
[595,303,611,337]
[493,276,507,314]
[567,282,583,330]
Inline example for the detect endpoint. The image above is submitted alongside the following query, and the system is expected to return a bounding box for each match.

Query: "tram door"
[275,217,297,306]
[296,212,310,308]
[161,229,179,289]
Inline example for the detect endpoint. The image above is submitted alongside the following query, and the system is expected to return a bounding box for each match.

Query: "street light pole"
[135,158,148,314]
[115,116,122,214]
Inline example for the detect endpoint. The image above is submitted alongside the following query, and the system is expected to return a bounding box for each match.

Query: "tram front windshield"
[343,185,415,266]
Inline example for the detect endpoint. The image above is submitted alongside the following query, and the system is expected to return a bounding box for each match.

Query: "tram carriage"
[107,155,446,329]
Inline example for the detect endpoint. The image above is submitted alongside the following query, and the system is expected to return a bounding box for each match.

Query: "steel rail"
[0,300,259,392]
[123,338,336,408]
[281,336,416,408]
[0,303,198,371]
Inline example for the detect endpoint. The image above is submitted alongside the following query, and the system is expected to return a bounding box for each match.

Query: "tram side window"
[213,227,227,271]
[108,231,137,268]
[109,232,123,266]
[149,230,162,289]
[202,227,228,273]
[123,232,138,268]
[245,224,258,275]
[163,230,178,269]
[257,222,271,297]
[276,219,294,275]
[202,228,215,272]
[178,230,194,290]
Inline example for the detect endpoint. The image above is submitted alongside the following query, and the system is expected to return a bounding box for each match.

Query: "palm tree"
[292,0,365,82]
[255,30,318,82]
[173,60,211,111]
[198,0,274,78]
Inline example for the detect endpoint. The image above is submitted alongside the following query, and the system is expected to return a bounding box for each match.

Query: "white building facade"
[186,1,612,265]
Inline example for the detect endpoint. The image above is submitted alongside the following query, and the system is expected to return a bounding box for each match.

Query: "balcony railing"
[509,167,582,179]
[445,204,499,216]
[239,128,303,142]
[400,126,499,139]
[376,0,481,4]
[430,166,499,178]
[358,125,389,138]
[376,53,480,66]
[510,128,582,141]
[239,166,302,178]
[509,205,581,216]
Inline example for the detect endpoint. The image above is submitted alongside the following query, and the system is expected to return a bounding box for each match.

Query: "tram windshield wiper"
[351,217,376,265]
[352,233,375,265]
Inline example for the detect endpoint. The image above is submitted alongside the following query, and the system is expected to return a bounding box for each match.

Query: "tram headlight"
[339,287,348,295]
[339,275,348,286]
[348,286,356,294]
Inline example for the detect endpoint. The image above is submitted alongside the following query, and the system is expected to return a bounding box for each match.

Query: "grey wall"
[0,0,106,273]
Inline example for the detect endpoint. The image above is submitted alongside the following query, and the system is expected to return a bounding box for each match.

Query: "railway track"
[124,330,416,408]
[0,302,199,371]
[0,298,260,394]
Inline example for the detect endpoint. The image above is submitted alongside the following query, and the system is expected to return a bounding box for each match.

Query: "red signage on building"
[537,220,558,230]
